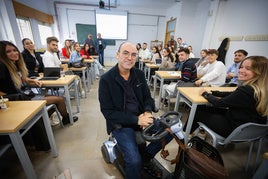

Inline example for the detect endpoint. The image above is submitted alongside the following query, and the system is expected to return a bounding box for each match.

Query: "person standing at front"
[96,33,106,66]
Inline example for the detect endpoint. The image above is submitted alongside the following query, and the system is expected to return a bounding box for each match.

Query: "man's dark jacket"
[98,64,155,134]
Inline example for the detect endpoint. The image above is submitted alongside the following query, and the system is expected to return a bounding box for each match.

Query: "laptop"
[155,59,162,65]
[40,67,61,80]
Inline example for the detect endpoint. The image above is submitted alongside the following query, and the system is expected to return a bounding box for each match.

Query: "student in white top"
[195,49,226,87]
[43,36,62,67]
[188,45,195,58]
[43,37,84,96]
[139,42,151,60]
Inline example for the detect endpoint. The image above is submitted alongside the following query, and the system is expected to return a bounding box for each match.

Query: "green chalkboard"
[76,24,115,46]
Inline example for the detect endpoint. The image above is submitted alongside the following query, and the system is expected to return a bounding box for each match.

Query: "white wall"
[55,2,171,65]
[203,0,268,67]
[171,0,210,56]
[1,0,268,67]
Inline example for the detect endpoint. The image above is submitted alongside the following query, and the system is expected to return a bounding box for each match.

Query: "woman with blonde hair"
[188,56,268,137]
[0,41,78,126]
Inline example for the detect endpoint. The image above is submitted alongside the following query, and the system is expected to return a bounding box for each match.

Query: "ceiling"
[52,0,179,9]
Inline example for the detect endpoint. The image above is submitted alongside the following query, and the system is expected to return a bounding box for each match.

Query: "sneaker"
[81,90,85,98]
[102,67,107,71]
[143,160,162,179]
[50,113,60,126]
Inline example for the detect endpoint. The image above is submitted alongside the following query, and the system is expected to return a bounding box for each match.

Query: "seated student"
[61,39,72,59]
[43,37,84,96]
[195,49,226,87]
[225,49,248,86]
[157,44,163,57]
[195,49,208,68]
[43,36,62,67]
[69,42,83,65]
[188,56,268,138]
[89,44,98,55]
[174,50,183,71]
[80,43,105,79]
[188,45,195,58]
[135,43,142,68]
[21,38,44,77]
[0,41,78,149]
[161,48,197,106]
[139,42,151,60]
[147,46,162,80]
[159,47,175,70]
[150,46,161,64]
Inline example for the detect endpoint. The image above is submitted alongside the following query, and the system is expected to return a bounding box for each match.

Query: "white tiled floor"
[0,72,267,179]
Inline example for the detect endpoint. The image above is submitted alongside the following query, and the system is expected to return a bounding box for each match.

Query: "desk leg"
[82,70,87,98]
[9,132,37,179]
[184,103,197,143]
[87,67,91,91]
[42,106,58,157]
[147,68,151,85]
[157,78,164,108]
[74,79,80,113]
[92,63,96,81]
[153,75,157,98]
[174,92,180,112]
[64,85,74,124]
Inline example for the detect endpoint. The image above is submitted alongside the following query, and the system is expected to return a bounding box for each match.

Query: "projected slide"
[95,9,128,40]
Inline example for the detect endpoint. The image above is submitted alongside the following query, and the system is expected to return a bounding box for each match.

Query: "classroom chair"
[197,121,268,172]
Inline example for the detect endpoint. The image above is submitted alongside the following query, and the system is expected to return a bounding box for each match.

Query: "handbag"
[71,59,86,68]
[161,129,228,179]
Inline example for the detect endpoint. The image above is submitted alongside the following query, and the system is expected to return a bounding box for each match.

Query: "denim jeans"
[112,127,173,179]
[98,50,104,66]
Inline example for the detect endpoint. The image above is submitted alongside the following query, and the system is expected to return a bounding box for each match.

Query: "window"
[16,17,33,40]
[38,23,53,46]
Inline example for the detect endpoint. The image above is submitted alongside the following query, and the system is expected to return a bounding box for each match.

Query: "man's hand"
[226,72,236,79]
[200,60,208,67]
[195,79,203,86]
[138,112,153,129]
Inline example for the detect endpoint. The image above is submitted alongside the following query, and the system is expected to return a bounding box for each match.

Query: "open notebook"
[39,67,61,80]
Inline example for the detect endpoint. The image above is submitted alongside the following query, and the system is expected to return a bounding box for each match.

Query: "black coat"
[21,49,44,77]
[98,64,155,134]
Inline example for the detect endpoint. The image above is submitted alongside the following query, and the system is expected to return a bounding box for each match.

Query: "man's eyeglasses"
[121,51,137,59]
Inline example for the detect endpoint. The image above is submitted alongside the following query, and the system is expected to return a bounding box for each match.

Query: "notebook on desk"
[39,67,60,80]
[155,59,162,65]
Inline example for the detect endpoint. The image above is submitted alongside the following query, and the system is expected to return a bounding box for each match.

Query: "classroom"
[0,0,268,178]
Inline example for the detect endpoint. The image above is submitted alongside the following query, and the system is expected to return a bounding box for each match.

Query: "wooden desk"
[0,101,58,179]
[38,75,79,124]
[174,87,236,143]
[69,67,90,96]
[153,71,181,108]
[144,63,159,84]
[90,55,99,59]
